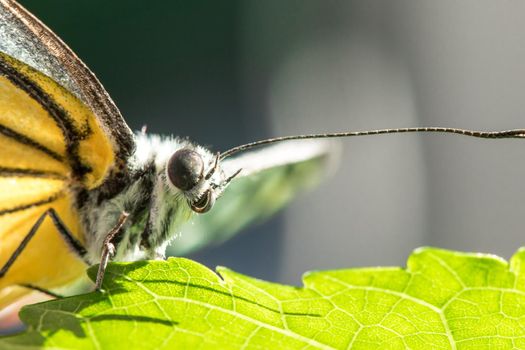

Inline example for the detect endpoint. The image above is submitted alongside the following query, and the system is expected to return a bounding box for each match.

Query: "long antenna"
[220,127,525,159]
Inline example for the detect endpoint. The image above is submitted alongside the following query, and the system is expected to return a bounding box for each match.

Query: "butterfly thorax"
[76,133,223,264]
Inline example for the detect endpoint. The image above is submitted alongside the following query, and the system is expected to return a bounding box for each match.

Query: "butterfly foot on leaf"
[94,212,130,291]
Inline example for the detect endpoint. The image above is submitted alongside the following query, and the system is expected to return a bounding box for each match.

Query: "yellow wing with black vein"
[0,53,113,307]
[0,0,134,162]
[0,52,115,187]
[0,0,135,309]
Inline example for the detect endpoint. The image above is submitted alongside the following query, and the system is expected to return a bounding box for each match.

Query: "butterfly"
[2,0,525,313]
[0,0,338,310]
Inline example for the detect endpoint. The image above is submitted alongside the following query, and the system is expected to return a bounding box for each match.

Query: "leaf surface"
[2,247,525,349]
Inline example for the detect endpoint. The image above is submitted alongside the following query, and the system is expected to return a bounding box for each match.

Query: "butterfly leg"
[94,212,130,291]
[0,208,88,279]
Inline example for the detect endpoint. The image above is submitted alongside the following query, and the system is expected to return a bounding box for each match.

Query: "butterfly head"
[166,148,215,213]
[165,147,239,214]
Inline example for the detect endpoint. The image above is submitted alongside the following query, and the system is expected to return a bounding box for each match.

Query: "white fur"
[81,133,231,264]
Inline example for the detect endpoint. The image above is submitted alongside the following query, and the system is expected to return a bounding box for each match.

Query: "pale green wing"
[169,140,339,255]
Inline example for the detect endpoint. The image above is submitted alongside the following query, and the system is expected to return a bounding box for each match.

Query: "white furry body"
[79,133,227,264]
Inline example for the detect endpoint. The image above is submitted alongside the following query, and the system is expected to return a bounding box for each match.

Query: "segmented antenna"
[220,127,525,159]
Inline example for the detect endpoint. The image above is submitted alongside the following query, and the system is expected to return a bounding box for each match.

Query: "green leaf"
[2,247,525,349]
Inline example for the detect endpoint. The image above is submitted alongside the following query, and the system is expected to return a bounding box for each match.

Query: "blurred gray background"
[19,1,525,285]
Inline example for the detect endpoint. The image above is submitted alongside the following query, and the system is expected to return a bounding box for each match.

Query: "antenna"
[220,127,525,159]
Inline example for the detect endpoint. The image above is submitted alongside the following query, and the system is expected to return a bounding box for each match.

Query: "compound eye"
[190,190,215,213]
[167,149,204,191]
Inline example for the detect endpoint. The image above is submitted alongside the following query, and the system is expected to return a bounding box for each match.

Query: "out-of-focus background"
[18,1,525,285]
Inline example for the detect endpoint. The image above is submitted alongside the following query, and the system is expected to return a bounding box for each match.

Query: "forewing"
[0,0,134,162]
[0,52,118,188]
[0,0,133,306]
[170,140,338,255]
